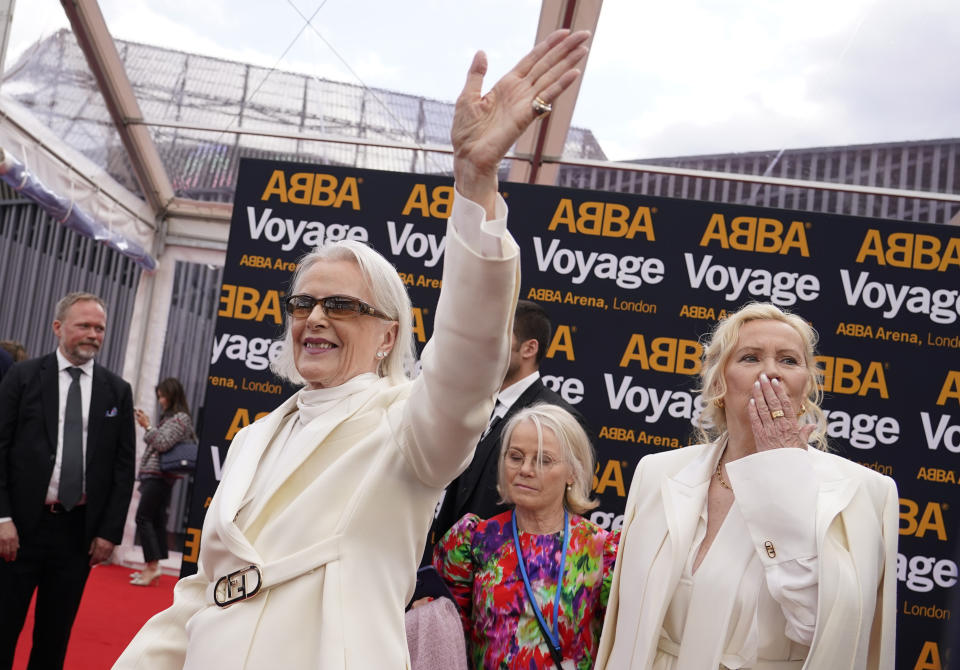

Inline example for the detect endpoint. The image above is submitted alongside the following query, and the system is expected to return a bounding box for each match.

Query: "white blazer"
[113,219,520,670]
[595,442,898,670]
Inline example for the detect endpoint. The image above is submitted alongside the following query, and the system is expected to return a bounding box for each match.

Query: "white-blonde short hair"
[270,240,415,385]
[497,403,598,515]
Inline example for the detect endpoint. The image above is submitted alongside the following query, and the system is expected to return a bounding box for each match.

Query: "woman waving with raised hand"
[113,29,590,670]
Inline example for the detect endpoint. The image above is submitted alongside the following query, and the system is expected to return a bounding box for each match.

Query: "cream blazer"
[595,442,898,670]
[113,219,520,670]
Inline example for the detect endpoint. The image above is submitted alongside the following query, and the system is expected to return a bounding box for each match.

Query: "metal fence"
[158,260,224,419]
[156,260,223,543]
[0,187,141,370]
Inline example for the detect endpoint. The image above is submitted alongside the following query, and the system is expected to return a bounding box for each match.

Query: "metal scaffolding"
[557,140,960,225]
[4,28,608,204]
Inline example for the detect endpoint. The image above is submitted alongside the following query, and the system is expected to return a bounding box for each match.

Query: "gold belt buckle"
[213,565,262,607]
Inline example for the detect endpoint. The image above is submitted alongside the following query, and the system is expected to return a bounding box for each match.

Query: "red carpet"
[13,564,177,670]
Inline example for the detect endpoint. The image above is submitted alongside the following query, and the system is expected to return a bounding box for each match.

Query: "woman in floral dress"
[434,403,618,669]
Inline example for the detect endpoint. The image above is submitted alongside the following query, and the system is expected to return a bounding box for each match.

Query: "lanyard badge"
[511,509,571,655]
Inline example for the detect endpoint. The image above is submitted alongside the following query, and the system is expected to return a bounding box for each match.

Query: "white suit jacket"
[113,216,520,670]
[594,442,898,670]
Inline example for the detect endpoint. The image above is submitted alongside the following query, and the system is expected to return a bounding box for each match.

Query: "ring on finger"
[532,96,552,116]
[770,409,785,419]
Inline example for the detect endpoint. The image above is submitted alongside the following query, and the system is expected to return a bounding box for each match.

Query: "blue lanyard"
[511,508,570,652]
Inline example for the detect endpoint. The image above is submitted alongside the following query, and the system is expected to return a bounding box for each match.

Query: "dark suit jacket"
[0,348,12,381]
[430,379,591,546]
[0,353,136,545]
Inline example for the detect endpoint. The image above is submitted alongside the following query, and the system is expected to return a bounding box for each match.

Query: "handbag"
[159,440,198,474]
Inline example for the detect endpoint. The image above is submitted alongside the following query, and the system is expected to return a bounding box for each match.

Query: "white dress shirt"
[492,370,540,423]
[478,370,540,440]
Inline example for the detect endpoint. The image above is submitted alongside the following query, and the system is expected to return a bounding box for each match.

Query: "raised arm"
[398,30,590,487]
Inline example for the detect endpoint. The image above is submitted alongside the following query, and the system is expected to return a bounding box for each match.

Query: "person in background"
[0,348,11,382]
[430,300,590,551]
[0,292,135,670]
[595,301,897,670]
[130,378,196,587]
[112,29,591,670]
[434,403,616,670]
[0,341,28,363]
[0,341,29,382]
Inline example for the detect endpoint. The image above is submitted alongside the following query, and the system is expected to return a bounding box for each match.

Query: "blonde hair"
[696,301,827,450]
[497,403,598,515]
[270,240,415,385]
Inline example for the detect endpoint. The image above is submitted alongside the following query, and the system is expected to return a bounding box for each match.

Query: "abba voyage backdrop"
[184,157,959,668]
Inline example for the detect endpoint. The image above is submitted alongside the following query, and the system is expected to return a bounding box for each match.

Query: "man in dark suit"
[0,292,135,670]
[429,300,591,548]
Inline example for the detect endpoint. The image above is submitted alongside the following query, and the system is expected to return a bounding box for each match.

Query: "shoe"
[131,570,161,586]
[129,571,142,579]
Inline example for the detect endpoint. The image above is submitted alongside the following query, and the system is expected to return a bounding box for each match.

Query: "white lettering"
[246,207,368,251]
[210,333,284,371]
[533,237,664,289]
[897,553,959,593]
[840,270,960,324]
[210,445,225,481]
[386,220,446,267]
[602,374,705,424]
[823,409,900,449]
[684,253,819,306]
[921,412,960,452]
[540,375,585,405]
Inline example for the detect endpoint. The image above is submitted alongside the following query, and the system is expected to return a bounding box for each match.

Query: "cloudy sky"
[9,0,960,161]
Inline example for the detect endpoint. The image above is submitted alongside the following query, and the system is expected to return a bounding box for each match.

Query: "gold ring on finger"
[532,96,552,116]
[770,409,785,419]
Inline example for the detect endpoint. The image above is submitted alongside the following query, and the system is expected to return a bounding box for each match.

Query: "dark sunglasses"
[284,294,393,321]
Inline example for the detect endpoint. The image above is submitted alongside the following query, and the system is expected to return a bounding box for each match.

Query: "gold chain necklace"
[715,455,732,490]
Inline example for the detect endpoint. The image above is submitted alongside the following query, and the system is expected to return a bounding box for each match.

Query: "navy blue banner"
[184,158,959,669]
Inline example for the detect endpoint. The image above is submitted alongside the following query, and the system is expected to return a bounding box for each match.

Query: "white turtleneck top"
[236,373,380,528]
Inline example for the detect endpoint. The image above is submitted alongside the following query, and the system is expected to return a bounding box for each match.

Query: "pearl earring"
[376,351,386,359]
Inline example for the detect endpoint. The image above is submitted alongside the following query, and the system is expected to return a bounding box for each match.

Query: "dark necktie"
[481,400,503,440]
[59,367,84,510]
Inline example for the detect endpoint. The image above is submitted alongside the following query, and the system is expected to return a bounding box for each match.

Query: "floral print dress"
[433,511,618,670]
